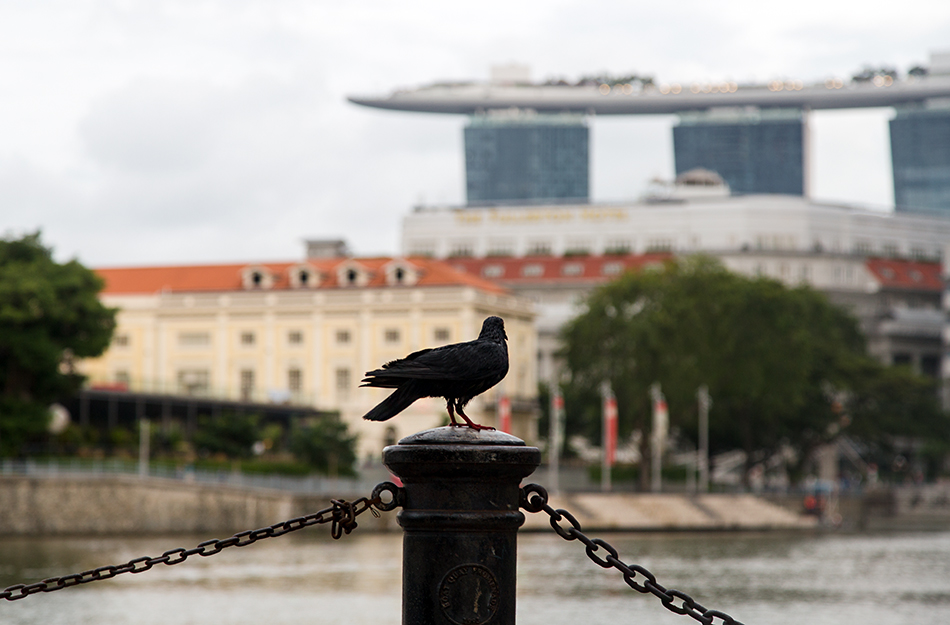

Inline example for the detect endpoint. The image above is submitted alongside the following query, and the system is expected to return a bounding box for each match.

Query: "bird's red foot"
[454,408,495,431]
[466,422,496,431]
[447,421,495,430]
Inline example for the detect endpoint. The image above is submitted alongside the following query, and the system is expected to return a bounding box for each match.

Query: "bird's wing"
[360,347,434,387]
[363,340,505,382]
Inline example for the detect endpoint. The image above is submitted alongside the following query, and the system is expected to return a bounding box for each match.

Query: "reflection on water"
[2,530,950,625]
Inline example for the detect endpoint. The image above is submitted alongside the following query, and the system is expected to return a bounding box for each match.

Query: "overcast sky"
[3,1,950,267]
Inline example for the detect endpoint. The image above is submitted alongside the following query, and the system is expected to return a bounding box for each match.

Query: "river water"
[1,530,949,625]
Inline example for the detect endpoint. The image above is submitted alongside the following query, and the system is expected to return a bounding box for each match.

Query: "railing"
[0,458,379,496]
[82,376,320,408]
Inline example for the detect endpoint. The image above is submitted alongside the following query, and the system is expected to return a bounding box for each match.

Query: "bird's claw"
[448,421,495,431]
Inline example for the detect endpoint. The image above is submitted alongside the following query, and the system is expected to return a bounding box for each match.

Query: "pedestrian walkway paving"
[520,492,817,531]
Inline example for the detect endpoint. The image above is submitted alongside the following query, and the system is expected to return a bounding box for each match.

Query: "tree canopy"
[0,232,116,455]
[558,256,947,487]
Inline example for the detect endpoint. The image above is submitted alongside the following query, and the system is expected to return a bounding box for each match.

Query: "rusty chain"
[0,481,401,602]
[520,483,745,625]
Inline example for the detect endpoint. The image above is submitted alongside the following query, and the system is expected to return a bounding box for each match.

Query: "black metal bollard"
[383,426,541,625]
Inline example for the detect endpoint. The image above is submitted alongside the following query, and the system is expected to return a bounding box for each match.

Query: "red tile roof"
[95,257,509,295]
[865,258,943,291]
[446,253,672,284]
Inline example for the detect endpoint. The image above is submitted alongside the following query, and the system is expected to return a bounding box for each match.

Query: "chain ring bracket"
[372,481,403,512]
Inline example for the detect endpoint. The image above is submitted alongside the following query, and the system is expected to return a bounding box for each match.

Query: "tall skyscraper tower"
[464,112,589,205]
[672,109,805,195]
[891,105,950,212]
[348,52,950,208]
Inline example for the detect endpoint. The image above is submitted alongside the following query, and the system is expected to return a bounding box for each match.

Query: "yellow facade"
[81,284,538,460]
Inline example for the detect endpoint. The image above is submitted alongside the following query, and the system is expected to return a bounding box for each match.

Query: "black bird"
[360,316,509,430]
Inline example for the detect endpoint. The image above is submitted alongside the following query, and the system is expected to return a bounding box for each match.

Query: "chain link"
[520,483,745,625]
[1,482,402,602]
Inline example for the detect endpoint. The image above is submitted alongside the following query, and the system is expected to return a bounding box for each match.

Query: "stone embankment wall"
[0,475,819,535]
[0,476,395,535]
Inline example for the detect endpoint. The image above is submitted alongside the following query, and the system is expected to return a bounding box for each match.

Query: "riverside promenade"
[521,492,816,532]
[0,473,814,535]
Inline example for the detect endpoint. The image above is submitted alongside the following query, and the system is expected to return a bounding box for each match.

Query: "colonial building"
[80,253,537,460]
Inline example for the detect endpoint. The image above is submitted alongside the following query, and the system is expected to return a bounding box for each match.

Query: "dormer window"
[336,262,370,288]
[241,266,274,290]
[288,265,319,289]
[384,260,419,286]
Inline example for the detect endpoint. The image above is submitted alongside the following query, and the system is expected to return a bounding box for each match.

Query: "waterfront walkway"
[521,491,817,532]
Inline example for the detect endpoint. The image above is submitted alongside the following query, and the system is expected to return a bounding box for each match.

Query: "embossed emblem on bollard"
[439,564,500,625]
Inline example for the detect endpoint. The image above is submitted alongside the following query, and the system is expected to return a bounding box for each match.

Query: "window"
[288,368,302,393]
[646,238,673,252]
[394,267,405,283]
[565,239,591,256]
[336,329,351,344]
[408,240,436,257]
[385,329,401,344]
[602,262,623,276]
[882,243,899,257]
[449,242,474,257]
[854,240,873,255]
[527,241,552,256]
[562,263,584,276]
[922,355,941,378]
[114,370,130,388]
[522,264,544,277]
[288,330,303,345]
[177,369,210,396]
[114,334,130,347]
[292,268,317,288]
[482,265,504,278]
[242,266,273,290]
[434,327,451,342]
[893,353,912,367]
[346,269,358,284]
[240,369,255,401]
[336,368,351,400]
[179,332,210,347]
[240,332,256,346]
[487,239,515,256]
[604,239,631,255]
[384,426,398,448]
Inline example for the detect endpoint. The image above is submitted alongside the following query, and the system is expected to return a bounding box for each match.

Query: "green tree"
[290,416,358,476]
[192,412,261,459]
[844,361,950,480]
[0,232,116,455]
[560,256,940,488]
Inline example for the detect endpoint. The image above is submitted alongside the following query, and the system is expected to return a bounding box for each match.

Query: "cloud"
[1,0,949,267]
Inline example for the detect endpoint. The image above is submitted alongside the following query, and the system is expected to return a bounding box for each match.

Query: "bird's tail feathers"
[362,382,420,422]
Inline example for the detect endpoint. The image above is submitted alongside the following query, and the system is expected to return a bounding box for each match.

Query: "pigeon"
[360,316,509,430]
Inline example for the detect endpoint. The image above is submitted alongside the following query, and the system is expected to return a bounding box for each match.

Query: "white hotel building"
[402,180,950,395]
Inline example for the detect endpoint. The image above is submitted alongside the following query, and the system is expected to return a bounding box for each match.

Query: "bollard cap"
[398,426,525,446]
[384,427,540,483]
